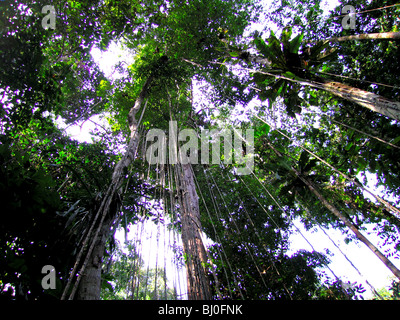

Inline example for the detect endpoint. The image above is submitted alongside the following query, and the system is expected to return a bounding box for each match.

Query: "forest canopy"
[1,0,400,302]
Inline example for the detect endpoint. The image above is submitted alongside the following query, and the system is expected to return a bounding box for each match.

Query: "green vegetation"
[0,0,399,301]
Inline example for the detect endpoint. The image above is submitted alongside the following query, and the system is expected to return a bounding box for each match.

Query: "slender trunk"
[112,75,153,184]
[70,74,154,300]
[294,169,400,281]
[266,141,400,281]
[329,118,400,150]
[178,163,212,300]
[323,32,400,43]
[320,80,400,121]
[165,81,211,299]
[76,215,115,300]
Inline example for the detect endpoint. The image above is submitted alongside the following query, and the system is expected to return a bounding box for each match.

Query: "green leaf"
[391,136,400,145]
[229,51,240,57]
[289,33,304,54]
[267,35,285,64]
[298,151,309,171]
[281,26,292,46]
[253,37,269,57]
[253,72,269,85]
[258,79,285,104]
[308,40,330,61]
[9,257,26,272]
[317,47,337,63]
[282,71,297,79]
[345,142,353,151]
[255,123,270,138]
[303,159,318,173]
[357,158,368,171]
[278,157,292,171]
[102,280,114,292]
[258,89,270,102]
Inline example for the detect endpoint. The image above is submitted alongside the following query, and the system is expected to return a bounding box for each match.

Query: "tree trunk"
[265,141,400,281]
[111,75,153,184]
[178,163,212,300]
[320,80,400,121]
[76,215,115,300]
[323,32,400,43]
[294,169,400,281]
[68,74,154,300]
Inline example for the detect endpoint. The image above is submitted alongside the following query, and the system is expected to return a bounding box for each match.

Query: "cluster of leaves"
[250,26,337,117]
[0,131,73,300]
[375,280,400,300]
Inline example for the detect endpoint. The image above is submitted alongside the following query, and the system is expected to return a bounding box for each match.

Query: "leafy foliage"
[1,0,400,301]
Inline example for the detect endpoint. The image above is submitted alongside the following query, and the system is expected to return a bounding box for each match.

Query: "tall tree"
[177,164,212,299]
[61,0,260,299]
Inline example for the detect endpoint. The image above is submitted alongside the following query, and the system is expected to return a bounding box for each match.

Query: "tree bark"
[323,32,400,43]
[320,80,400,121]
[112,75,153,184]
[76,215,115,300]
[178,163,212,300]
[70,74,154,300]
